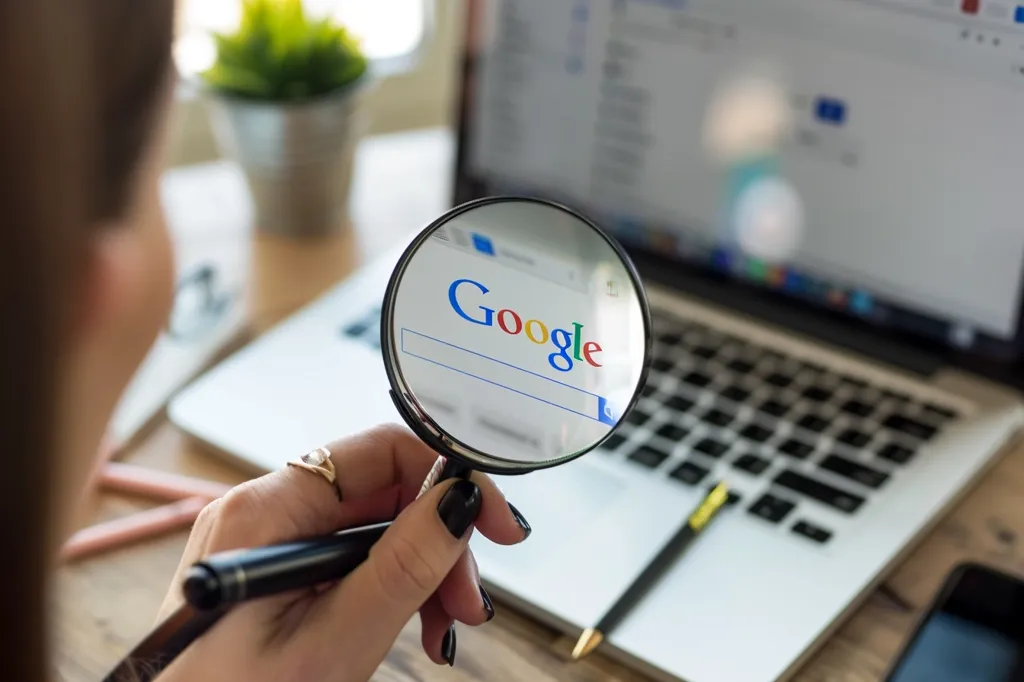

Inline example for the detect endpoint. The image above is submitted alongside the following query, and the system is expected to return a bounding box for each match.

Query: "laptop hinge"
[632,252,945,379]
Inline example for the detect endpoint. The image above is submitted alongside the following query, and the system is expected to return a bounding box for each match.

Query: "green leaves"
[202,0,368,102]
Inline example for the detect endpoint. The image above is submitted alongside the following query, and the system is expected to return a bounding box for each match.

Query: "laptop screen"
[451,0,1024,366]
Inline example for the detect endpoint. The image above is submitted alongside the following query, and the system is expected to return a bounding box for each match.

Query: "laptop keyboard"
[341,306,382,350]
[603,310,963,545]
[343,304,962,546]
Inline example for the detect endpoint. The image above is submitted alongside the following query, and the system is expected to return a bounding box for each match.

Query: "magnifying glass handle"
[439,458,474,482]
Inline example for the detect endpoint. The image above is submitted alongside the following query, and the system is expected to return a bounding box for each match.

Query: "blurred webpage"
[467,0,1024,339]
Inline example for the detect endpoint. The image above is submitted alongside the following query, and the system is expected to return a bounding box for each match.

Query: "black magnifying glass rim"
[380,195,653,476]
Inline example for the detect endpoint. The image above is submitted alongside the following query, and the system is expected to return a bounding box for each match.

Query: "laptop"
[168,1,1024,680]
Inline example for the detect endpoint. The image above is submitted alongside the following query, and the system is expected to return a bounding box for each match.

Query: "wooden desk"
[55,128,1024,682]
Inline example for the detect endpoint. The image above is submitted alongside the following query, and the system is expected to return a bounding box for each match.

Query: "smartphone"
[882,562,1024,682]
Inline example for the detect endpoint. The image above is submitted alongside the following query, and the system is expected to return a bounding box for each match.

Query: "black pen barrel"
[597,523,697,633]
[185,521,391,611]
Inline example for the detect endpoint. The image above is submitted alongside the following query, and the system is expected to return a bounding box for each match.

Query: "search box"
[400,328,618,426]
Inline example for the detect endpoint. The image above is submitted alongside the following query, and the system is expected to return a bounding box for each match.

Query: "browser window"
[465,0,1024,341]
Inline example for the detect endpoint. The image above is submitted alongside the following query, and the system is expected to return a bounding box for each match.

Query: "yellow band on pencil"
[687,482,729,531]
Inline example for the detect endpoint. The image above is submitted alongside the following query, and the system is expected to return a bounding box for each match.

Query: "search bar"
[400,328,618,426]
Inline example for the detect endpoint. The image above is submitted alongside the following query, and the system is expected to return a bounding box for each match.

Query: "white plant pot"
[205,83,368,238]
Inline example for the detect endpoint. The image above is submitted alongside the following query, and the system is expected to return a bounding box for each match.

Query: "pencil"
[571,481,730,661]
[100,462,233,502]
[61,496,208,562]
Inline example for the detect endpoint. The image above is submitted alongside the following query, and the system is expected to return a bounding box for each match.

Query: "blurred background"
[170,0,458,166]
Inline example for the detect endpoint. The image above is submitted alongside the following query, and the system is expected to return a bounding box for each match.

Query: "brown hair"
[0,2,174,681]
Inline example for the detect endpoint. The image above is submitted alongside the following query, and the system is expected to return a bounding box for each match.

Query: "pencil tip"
[571,627,603,660]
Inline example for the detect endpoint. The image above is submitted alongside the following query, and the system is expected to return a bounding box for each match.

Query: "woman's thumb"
[305,479,482,677]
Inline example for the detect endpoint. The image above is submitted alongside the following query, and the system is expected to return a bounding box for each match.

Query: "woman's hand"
[156,423,531,682]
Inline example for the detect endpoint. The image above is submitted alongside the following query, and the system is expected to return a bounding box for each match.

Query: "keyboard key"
[840,399,874,418]
[757,399,790,418]
[658,332,682,345]
[765,372,793,388]
[666,396,696,413]
[836,428,872,449]
[792,520,832,544]
[839,375,867,390]
[701,408,735,428]
[691,346,717,360]
[670,461,709,486]
[720,384,751,403]
[693,438,730,458]
[740,422,774,443]
[342,321,369,337]
[748,493,796,524]
[796,413,830,433]
[878,442,916,464]
[682,370,713,388]
[652,357,675,373]
[656,423,689,441]
[628,445,669,468]
[820,454,889,489]
[802,385,832,402]
[881,388,911,402]
[734,453,770,475]
[774,470,865,513]
[882,413,938,441]
[922,403,958,421]
[626,410,651,426]
[727,358,755,374]
[778,438,815,460]
[602,433,628,451]
[707,483,742,506]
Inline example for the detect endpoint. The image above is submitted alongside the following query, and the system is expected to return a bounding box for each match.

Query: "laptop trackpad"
[479,458,625,576]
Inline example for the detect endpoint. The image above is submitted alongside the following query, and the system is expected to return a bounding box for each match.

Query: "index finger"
[187,423,439,552]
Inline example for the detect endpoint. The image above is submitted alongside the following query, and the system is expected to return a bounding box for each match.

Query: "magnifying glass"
[101,197,651,682]
[381,195,652,480]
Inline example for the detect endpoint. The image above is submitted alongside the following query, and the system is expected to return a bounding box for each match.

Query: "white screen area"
[390,203,647,464]
[466,0,1024,339]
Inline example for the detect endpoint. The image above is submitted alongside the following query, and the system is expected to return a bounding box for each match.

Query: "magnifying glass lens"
[382,198,651,473]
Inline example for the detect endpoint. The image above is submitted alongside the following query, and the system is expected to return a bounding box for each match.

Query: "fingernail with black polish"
[479,584,495,622]
[507,502,532,540]
[441,624,457,666]
[437,480,482,539]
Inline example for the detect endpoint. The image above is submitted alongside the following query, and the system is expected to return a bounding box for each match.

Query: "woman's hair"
[0,1,174,680]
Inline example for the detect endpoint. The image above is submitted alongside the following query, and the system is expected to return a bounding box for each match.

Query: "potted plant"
[200,0,370,237]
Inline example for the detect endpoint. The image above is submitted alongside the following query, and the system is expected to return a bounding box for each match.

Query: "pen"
[101,521,393,682]
[181,456,457,610]
[571,481,731,661]
[183,521,391,609]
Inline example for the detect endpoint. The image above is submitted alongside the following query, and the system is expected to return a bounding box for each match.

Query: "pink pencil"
[83,434,119,496]
[61,496,208,562]
[100,462,233,502]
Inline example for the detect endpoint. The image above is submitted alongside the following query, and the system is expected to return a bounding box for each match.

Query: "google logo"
[448,278,603,373]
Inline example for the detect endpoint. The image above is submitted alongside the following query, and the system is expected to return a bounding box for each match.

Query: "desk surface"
[56,128,1024,682]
